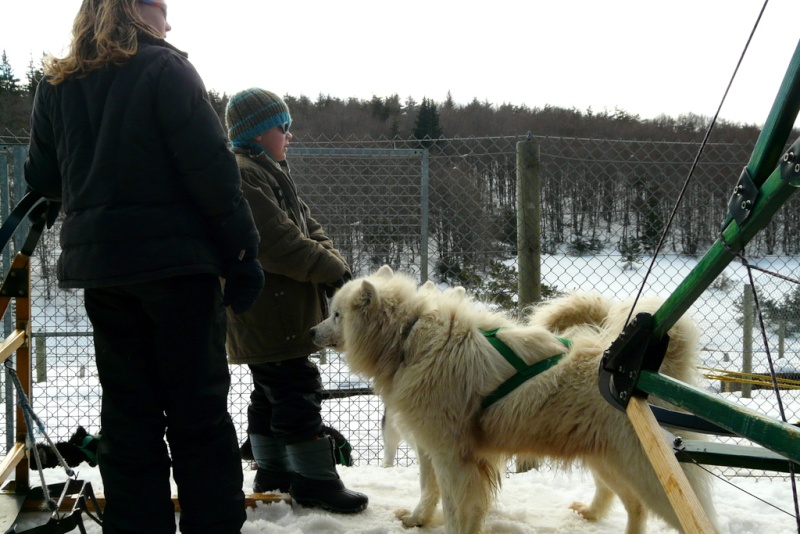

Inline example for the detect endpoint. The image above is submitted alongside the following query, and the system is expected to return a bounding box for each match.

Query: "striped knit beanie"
[225,88,292,147]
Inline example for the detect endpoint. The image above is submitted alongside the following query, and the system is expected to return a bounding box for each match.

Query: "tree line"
[0,49,776,145]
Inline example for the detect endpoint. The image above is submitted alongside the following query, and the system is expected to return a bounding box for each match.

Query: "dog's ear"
[68,426,89,446]
[375,265,393,278]
[358,280,380,308]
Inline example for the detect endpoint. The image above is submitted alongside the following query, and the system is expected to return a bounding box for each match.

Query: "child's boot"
[249,433,291,493]
[286,435,368,513]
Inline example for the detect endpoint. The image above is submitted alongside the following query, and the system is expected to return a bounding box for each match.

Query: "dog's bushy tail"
[528,292,701,386]
[525,292,613,334]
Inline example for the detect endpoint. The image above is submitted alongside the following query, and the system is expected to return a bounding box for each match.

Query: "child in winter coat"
[224,88,368,514]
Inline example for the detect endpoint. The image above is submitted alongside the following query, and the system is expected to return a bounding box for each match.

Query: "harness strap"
[480,328,571,410]
[78,435,99,466]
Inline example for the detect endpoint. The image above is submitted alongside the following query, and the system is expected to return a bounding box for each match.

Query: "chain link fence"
[1,132,798,479]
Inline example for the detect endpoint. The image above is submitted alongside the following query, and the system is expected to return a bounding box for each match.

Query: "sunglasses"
[139,0,167,18]
[277,122,291,134]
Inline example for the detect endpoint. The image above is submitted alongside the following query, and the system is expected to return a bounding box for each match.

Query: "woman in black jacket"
[24,1,264,533]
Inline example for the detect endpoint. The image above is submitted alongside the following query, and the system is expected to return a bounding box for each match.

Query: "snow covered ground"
[10,461,799,533]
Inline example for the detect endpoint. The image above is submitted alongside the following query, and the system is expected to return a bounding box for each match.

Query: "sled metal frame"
[598,38,800,533]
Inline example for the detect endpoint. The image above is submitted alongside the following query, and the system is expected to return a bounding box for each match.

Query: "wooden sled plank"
[0,329,27,365]
[17,492,289,513]
[627,396,715,534]
[0,444,25,486]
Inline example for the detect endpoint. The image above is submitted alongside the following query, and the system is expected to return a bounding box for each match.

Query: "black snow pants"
[247,358,323,445]
[84,274,245,534]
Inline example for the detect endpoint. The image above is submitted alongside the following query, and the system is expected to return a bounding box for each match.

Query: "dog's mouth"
[312,337,337,349]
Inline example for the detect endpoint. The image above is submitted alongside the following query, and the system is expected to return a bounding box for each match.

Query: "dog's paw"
[395,508,426,528]
[569,501,599,521]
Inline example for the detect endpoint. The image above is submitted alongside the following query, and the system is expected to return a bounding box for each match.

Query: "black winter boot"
[250,433,291,493]
[286,435,368,514]
[253,467,291,494]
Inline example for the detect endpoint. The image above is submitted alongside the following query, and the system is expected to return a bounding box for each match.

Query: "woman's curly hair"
[44,0,163,84]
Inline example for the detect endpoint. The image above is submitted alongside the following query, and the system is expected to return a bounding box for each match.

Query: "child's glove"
[223,249,265,313]
[323,272,352,298]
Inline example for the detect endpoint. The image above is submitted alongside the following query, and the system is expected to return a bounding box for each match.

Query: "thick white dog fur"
[312,266,716,534]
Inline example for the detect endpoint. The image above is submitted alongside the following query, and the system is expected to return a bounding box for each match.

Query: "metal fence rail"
[1,134,797,479]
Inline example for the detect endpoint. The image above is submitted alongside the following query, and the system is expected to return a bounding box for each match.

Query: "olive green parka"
[225,148,349,364]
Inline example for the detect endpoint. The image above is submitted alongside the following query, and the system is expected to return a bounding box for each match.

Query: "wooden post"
[778,320,785,359]
[516,138,541,312]
[742,285,753,399]
[35,336,46,383]
[13,254,32,492]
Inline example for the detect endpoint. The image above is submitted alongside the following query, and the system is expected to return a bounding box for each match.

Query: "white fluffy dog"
[311,266,716,534]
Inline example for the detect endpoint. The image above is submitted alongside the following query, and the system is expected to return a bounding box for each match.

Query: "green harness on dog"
[480,328,571,410]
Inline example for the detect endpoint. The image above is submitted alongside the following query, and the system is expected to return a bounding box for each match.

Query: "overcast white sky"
[4,1,799,126]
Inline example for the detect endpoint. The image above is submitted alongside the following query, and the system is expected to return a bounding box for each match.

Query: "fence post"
[742,285,753,399]
[516,138,541,312]
[35,337,46,383]
[419,149,429,284]
[0,151,11,453]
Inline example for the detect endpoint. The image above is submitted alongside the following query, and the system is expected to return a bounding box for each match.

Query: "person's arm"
[24,80,62,201]
[155,54,259,257]
[240,167,347,284]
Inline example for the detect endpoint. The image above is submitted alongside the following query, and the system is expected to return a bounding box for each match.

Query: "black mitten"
[333,271,352,288]
[28,200,61,229]
[223,249,265,314]
[44,200,61,228]
[323,271,352,298]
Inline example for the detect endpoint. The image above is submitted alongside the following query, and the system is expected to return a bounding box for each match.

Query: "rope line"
[701,367,800,390]
[4,360,76,513]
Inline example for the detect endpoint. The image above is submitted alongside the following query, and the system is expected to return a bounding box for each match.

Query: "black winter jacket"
[24,36,258,288]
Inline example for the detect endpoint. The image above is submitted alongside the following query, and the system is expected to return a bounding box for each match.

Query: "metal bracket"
[598,312,669,411]
[0,269,29,298]
[726,166,758,226]
[779,138,800,186]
